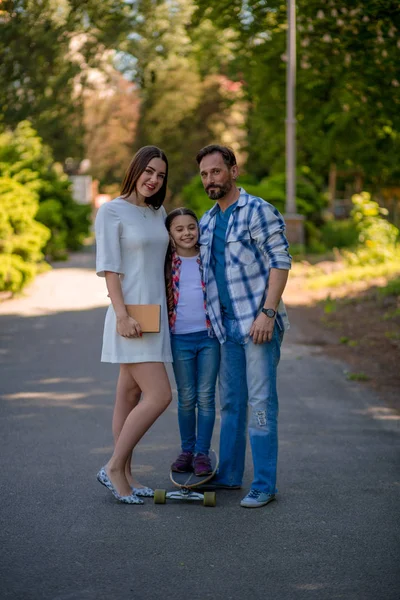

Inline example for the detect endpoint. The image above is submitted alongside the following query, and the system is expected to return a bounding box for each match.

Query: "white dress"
[95,197,172,364]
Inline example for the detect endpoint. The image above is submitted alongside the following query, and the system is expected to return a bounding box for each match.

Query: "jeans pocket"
[274,324,284,346]
[223,317,243,345]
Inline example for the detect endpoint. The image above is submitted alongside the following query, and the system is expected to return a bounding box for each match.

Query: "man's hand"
[249,313,275,344]
[116,315,142,338]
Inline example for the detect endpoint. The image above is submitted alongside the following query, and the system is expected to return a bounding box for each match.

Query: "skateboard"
[154,450,218,507]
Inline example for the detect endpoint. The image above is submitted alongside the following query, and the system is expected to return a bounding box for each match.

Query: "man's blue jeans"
[171,330,220,455]
[217,316,284,493]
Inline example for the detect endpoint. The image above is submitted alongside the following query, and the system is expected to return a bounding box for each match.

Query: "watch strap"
[262,308,276,318]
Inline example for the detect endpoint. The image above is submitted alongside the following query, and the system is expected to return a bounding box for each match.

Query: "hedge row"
[0,122,91,294]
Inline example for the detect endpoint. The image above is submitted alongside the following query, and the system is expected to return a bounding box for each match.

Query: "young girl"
[165,208,220,476]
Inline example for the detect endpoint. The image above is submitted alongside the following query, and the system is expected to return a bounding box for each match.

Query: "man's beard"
[206,181,232,200]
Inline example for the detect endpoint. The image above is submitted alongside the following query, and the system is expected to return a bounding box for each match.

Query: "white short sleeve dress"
[95,197,172,364]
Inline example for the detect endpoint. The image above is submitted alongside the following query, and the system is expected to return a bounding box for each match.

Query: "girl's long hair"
[120,146,168,209]
[165,207,199,320]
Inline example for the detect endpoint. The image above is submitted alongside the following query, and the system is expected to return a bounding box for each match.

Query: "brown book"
[125,304,161,333]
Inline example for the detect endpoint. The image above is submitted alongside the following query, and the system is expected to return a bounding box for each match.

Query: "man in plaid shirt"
[197,145,292,508]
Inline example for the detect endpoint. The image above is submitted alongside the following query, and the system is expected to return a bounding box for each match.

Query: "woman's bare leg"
[106,362,172,496]
[112,365,142,487]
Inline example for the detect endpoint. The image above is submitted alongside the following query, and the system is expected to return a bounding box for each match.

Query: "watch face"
[264,308,276,318]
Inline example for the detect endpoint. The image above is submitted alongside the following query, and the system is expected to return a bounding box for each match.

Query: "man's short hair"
[196,145,237,168]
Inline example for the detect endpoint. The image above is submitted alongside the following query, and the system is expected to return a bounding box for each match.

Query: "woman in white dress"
[95,146,172,504]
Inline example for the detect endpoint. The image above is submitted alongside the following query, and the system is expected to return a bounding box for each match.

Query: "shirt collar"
[208,187,248,217]
[172,250,181,267]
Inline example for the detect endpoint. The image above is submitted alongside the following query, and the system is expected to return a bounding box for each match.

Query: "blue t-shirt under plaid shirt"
[199,188,292,344]
[211,201,237,318]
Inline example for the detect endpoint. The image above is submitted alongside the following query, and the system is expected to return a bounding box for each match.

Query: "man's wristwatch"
[261,308,276,318]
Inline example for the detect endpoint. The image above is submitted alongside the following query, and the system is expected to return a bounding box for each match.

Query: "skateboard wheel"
[154,489,166,504]
[203,491,216,507]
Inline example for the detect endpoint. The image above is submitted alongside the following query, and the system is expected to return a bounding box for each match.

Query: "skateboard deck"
[170,449,218,489]
[154,450,218,507]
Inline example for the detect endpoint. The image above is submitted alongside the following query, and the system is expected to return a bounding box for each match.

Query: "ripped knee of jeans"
[255,409,267,427]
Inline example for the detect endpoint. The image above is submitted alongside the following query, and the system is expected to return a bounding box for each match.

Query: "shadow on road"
[0,303,399,600]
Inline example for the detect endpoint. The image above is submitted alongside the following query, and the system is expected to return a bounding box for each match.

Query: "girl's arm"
[105,272,142,338]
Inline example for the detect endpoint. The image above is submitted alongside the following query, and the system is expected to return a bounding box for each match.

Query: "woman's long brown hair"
[165,207,199,322]
[120,146,168,209]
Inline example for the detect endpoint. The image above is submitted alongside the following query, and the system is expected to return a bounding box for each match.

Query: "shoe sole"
[197,483,241,490]
[240,496,276,508]
[171,468,193,473]
[132,487,154,498]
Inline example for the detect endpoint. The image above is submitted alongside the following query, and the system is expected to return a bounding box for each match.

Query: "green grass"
[346,372,370,382]
[305,260,400,290]
[385,331,400,340]
[320,316,339,328]
[289,244,306,256]
[378,277,400,298]
[323,296,337,314]
[383,308,400,320]
[340,337,358,347]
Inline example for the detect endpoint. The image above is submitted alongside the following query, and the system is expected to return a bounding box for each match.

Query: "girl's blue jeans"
[171,330,220,455]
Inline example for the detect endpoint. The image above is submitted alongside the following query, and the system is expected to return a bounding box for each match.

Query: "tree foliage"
[0,121,91,260]
[0,0,135,161]
[0,175,50,293]
[193,0,400,188]
[83,71,140,189]
[124,0,246,195]
[0,0,398,239]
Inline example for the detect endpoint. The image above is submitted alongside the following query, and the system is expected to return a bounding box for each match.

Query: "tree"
[193,1,400,189]
[0,0,136,161]
[83,70,141,189]
[124,0,247,196]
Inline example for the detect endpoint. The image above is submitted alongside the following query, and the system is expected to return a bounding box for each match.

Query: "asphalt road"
[0,249,399,600]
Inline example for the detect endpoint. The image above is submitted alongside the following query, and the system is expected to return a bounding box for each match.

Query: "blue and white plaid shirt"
[199,188,292,344]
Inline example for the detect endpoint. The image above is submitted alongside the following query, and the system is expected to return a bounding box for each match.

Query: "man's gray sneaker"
[240,489,276,508]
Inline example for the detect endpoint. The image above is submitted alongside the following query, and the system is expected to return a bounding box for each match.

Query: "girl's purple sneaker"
[171,451,194,473]
[193,453,212,477]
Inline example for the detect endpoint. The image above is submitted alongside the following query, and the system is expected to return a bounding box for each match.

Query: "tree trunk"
[328,163,337,216]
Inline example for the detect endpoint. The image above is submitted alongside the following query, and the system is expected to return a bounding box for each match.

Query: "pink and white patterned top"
[168,250,212,335]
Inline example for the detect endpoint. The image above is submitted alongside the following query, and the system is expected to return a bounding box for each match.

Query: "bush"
[343,192,399,265]
[35,200,68,260]
[303,220,327,254]
[0,254,37,293]
[0,122,91,260]
[0,176,51,293]
[245,168,326,221]
[63,202,92,250]
[0,177,51,260]
[180,176,214,217]
[321,219,359,250]
[378,277,400,298]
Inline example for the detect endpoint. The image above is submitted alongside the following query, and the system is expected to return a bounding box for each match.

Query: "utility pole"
[285,0,304,246]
